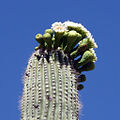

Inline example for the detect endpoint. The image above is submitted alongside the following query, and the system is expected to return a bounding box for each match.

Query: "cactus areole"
[21,21,98,120]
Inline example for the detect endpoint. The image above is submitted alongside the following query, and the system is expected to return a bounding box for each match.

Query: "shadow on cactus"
[20,21,98,120]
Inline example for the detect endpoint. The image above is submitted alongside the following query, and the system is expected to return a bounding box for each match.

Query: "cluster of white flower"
[51,22,68,33]
[63,21,84,28]
[51,21,98,48]
[64,21,98,49]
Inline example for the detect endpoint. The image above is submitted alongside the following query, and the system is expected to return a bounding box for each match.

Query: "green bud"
[78,62,95,73]
[67,26,87,38]
[78,38,89,50]
[43,33,51,40]
[64,30,81,53]
[54,32,65,49]
[45,29,53,35]
[35,46,39,51]
[35,33,43,44]
[52,36,55,41]
[79,38,96,49]
[77,84,84,90]
[43,33,52,49]
[69,33,82,52]
[35,45,42,51]
[70,48,84,59]
[67,30,78,41]
[77,74,86,82]
[78,50,96,66]
[70,40,87,59]
[70,38,95,58]
[70,50,78,58]
[60,32,68,49]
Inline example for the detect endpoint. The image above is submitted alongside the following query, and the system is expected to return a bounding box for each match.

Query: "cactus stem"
[21,21,98,120]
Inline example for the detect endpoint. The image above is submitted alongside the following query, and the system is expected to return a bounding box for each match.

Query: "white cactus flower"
[51,22,68,33]
[63,21,82,27]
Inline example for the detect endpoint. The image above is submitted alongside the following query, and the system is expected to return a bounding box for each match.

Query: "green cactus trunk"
[21,49,80,120]
[20,21,98,120]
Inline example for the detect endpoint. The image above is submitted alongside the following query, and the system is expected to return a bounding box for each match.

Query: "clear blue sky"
[0,0,120,120]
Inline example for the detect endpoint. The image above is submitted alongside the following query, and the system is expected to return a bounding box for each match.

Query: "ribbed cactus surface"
[21,49,80,120]
[20,21,98,120]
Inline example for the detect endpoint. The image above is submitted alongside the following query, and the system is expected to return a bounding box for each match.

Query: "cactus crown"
[35,21,98,74]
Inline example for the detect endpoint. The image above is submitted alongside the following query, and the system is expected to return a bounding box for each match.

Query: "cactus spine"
[20,21,98,120]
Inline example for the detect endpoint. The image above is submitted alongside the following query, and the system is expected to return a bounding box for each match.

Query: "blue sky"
[0,0,120,120]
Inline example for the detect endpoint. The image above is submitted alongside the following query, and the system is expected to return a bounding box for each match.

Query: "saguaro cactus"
[20,21,98,120]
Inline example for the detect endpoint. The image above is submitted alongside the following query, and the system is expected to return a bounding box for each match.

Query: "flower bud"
[78,50,97,66]
[78,62,95,73]
[64,30,81,53]
[43,33,52,49]
[77,84,84,90]
[70,38,97,58]
[77,74,86,82]
[45,29,53,35]
[67,26,87,38]
[60,32,68,49]
[35,33,43,44]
